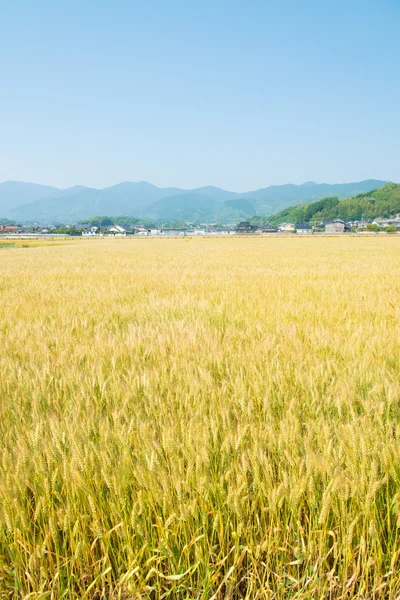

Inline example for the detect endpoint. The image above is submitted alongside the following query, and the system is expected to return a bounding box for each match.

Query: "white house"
[160,228,187,236]
[107,225,126,235]
[82,226,100,237]
[295,223,313,234]
[108,225,126,233]
[279,223,295,232]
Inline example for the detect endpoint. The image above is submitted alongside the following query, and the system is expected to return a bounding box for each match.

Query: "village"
[1,216,400,237]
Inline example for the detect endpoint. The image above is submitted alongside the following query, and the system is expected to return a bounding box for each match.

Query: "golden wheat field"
[1,236,400,599]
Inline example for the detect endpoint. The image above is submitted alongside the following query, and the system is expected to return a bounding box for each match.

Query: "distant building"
[354,220,370,231]
[236,221,258,233]
[132,226,148,235]
[325,219,351,233]
[279,223,295,232]
[213,227,236,235]
[0,224,17,232]
[160,228,187,236]
[295,223,313,234]
[18,225,40,233]
[372,218,400,229]
[108,225,126,234]
[260,223,279,233]
[82,226,101,237]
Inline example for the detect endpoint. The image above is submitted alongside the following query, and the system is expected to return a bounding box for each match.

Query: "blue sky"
[0,0,399,191]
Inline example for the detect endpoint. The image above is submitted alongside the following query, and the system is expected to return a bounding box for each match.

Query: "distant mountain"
[242,180,388,215]
[6,182,190,224]
[0,181,58,213]
[0,181,93,220]
[224,198,255,213]
[189,186,241,202]
[267,183,400,225]
[101,181,186,205]
[52,185,91,198]
[0,179,388,224]
[143,194,218,222]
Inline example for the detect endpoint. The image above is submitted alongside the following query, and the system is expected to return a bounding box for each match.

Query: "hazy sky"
[1,0,399,191]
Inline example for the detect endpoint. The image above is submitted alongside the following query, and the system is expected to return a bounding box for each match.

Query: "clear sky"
[1,0,399,191]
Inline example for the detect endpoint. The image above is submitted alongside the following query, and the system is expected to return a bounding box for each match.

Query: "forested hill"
[267,183,400,224]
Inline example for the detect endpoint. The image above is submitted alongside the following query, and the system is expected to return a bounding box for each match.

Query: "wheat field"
[1,237,400,599]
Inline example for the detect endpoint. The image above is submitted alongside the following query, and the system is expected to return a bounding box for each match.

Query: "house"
[82,226,99,237]
[160,228,187,236]
[236,221,258,233]
[346,220,361,229]
[373,218,400,230]
[295,223,313,234]
[0,224,17,232]
[325,219,351,233]
[279,223,295,232]
[213,227,236,235]
[18,225,40,233]
[260,223,279,233]
[131,226,148,235]
[107,225,126,234]
[355,220,370,231]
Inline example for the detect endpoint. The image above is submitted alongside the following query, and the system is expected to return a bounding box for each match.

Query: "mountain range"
[0,179,388,224]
